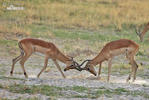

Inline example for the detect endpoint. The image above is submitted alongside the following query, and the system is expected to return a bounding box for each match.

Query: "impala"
[65,39,139,82]
[11,38,81,78]
[136,22,149,42]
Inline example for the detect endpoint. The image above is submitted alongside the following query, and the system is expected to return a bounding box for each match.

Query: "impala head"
[135,27,143,42]
[64,57,82,71]
[80,60,97,76]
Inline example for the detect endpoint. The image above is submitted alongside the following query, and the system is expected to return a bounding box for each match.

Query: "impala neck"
[56,51,71,64]
[90,52,106,66]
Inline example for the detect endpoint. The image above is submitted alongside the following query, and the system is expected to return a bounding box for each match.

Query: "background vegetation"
[0,0,149,67]
[1,0,149,31]
[0,0,149,71]
[0,0,149,59]
[0,1,149,34]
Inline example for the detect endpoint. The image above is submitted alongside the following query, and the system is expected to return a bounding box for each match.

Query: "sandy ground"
[0,56,149,100]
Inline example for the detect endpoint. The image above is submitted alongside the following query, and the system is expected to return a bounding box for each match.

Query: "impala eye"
[70,64,73,67]
[87,68,90,71]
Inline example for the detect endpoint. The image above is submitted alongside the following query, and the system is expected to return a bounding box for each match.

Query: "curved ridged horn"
[73,60,82,71]
[78,59,91,68]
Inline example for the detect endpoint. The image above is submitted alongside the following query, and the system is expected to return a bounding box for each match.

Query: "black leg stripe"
[10,71,13,74]
[24,72,26,75]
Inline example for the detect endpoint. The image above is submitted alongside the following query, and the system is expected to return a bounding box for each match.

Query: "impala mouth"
[93,73,97,76]
[64,68,68,71]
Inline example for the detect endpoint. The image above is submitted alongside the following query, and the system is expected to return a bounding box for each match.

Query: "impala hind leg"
[53,59,66,78]
[11,53,24,76]
[126,66,133,82]
[37,56,49,78]
[11,45,24,76]
[128,59,138,82]
[132,60,138,82]
[126,50,133,82]
[19,53,31,78]
[126,53,138,82]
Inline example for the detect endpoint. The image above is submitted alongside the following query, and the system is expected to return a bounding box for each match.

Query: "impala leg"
[37,57,49,78]
[52,59,66,78]
[132,60,138,82]
[128,59,136,82]
[107,58,112,82]
[97,63,102,79]
[127,53,138,82]
[11,53,24,76]
[19,53,31,78]
[126,65,133,82]
[11,46,24,76]
[126,50,133,82]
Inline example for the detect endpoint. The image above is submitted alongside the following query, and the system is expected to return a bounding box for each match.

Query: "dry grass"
[0,0,149,33]
[0,0,149,58]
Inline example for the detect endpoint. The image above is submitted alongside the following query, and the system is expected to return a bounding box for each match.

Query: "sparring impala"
[136,22,149,42]
[65,39,139,82]
[11,38,81,78]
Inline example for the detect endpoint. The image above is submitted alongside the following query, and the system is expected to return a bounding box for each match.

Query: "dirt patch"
[0,56,149,100]
[0,89,49,100]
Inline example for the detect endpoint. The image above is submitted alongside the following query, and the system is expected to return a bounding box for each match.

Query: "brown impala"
[136,22,149,42]
[65,39,139,82]
[11,38,81,78]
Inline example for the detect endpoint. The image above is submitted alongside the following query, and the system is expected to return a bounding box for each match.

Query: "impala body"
[66,39,139,82]
[11,38,80,78]
[83,39,139,82]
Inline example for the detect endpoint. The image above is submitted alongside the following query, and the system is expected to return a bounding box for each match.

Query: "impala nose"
[64,68,67,71]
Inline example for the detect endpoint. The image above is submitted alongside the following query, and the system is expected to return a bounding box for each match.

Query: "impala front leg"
[53,59,66,78]
[37,56,49,78]
[97,63,102,79]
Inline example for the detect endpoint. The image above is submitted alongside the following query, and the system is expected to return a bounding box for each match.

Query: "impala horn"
[64,56,82,71]
[78,59,91,70]
[73,60,82,71]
